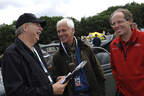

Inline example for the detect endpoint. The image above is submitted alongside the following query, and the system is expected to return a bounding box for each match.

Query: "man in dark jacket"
[1,13,68,96]
[52,18,105,96]
[93,34,101,47]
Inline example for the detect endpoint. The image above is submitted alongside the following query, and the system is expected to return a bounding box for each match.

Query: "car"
[40,43,59,69]
[92,47,116,96]
[0,68,5,96]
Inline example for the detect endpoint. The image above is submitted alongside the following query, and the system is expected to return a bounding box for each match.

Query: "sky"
[0,0,143,25]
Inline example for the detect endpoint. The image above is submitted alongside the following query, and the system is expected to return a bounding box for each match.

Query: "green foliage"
[0,24,15,54]
[0,2,144,54]
[124,2,144,28]
[39,16,63,44]
[39,16,80,43]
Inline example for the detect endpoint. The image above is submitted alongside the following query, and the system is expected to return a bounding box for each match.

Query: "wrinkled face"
[111,12,132,37]
[25,23,43,44]
[57,22,74,45]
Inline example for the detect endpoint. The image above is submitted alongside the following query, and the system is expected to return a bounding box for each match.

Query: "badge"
[74,76,81,87]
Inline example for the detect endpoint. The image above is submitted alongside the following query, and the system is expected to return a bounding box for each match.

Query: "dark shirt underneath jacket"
[1,38,53,96]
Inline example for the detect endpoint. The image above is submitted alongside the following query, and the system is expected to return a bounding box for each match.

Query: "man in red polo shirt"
[110,8,144,96]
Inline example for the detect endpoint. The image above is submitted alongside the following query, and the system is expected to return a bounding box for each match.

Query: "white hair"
[56,18,75,29]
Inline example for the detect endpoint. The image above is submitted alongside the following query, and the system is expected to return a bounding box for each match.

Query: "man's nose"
[40,26,43,31]
[59,31,63,36]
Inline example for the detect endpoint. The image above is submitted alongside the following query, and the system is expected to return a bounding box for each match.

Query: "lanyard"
[75,45,81,64]
[33,48,53,84]
[61,36,81,64]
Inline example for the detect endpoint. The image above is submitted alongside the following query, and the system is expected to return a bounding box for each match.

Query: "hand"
[52,76,69,95]
[56,76,65,81]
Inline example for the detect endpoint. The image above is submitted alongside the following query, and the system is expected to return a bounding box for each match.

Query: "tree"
[39,16,63,44]
[0,24,15,54]
[0,2,144,55]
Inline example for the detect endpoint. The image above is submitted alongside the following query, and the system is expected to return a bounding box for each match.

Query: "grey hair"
[15,22,32,36]
[15,26,23,36]
[56,18,75,29]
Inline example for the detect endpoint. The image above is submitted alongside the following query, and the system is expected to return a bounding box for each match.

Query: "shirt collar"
[118,28,138,45]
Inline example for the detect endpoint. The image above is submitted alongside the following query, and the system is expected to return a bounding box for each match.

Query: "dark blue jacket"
[93,37,101,47]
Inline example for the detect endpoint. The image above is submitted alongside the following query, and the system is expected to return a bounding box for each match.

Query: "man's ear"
[129,19,133,25]
[72,28,75,34]
[22,24,27,32]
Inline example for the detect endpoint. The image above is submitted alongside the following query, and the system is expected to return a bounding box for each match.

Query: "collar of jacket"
[59,37,89,53]
[113,28,138,49]
[15,37,38,53]
[15,37,44,63]
[15,37,48,71]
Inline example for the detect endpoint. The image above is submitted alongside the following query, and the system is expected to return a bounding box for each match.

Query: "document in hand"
[61,60,87,84]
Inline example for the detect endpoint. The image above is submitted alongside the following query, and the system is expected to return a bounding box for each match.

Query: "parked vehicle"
[40,43,59,69]
[0,68,5,96]
[93,47,116,96]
